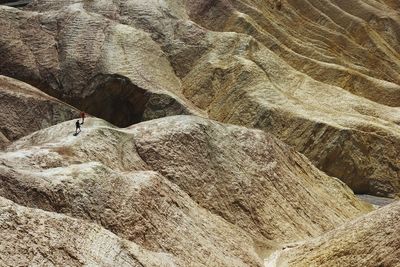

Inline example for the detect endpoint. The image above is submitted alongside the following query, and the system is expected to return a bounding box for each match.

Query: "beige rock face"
[0,5,202,127]
[181,1,400,197]
[0,116,371,266]
[187,0,400,106]
[0,75,78,148]
[1,1,398,265]
[129,116,371,244]
[0,196,177,267]
[275,201,400,267]
[0,1,399,196]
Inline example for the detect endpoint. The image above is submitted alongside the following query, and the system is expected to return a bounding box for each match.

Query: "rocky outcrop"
[0,1,398,196]
[0,5,203,127]
[129,116,371,245]
[0,75,78,148]
[180,30,400,196]
[187,0,400,107]
[275,201,400,267]
[73,74,192,127]
[0,196,177,266]
[1,1,399,265]
[0,116,371,266]
[180,1,400,197]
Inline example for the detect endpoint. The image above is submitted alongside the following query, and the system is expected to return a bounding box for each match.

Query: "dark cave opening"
[1,70,190,128]
[73,74,151,128]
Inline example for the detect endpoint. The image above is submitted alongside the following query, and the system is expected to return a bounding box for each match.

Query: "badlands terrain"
[0,0,399,266]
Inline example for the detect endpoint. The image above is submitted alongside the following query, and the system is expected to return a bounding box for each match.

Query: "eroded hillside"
[0,0,399,196]
[276,201,400,267]
[0,75,78,148]
[0,0,399,266]
[0,116,371,266]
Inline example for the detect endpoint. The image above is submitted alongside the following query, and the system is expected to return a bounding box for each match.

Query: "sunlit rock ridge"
[1,0,399,196]
[0,115,371,266]
[0,0,399,266]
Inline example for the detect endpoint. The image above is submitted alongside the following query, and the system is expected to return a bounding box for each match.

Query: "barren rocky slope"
[0,75,78,148]
[274,201,400,267]
[189,0,400,106]
[0,116,372,266]
[0,197,176,267]
[0,0,399,196]
[0,4,202,127]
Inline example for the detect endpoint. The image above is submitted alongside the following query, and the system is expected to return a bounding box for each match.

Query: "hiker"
[75,120,81,135]
[80,111,86,124]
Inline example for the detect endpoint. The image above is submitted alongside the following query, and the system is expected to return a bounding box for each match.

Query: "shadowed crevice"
[69,74,191,127]
[77,74,150,127]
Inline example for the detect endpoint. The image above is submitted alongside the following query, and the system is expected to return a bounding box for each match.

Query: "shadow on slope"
[74,74,149,128]
[66,74,191,128]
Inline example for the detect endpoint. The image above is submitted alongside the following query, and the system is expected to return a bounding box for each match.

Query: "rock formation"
[0,196,177,267]
[273,201,400,267]
[0,116,371,266]
[0,0,399,196]
[1,0,399,265]
[0,75,78,148]
[0,4,202,127]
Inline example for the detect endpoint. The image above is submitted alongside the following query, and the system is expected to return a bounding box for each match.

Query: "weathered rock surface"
[0,196,177,266]
[1,1,399,265]
[0,116,371,266]
[274,200,400,267]
[0,75,78,148]
[0,1,399,196]
[188,0,400,106]
[128,116,371,245]
[0,4,202,127]
[180,1,400,197]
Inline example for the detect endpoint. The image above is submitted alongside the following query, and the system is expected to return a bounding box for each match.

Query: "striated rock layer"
[0,4,202,127]
[0,116,371,266]
[181,0,400,197]
[1,1,398,265]
[275,200,400,267]
[188,0,400,106]
[0,0,399,196]
[0,196,176,267]
[0,75,78,148]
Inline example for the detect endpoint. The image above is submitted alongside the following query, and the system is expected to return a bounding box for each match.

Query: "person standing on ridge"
[80,111,86,124]
[75,120,81,135]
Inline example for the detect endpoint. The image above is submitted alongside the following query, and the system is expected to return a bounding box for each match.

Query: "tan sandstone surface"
[0,4,203,127]
[0,0,399,196]
[0,0,399,265]
[0,116,372,266]
[0,75,78,148]
[0,196,176,267]
[270,200,400,267]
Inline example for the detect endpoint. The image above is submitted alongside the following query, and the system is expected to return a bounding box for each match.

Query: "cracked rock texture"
[0,116,372,266]
[0,0,399,196]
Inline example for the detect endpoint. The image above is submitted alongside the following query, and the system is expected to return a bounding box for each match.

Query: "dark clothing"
[75,120,81,134]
